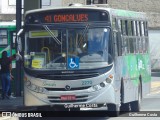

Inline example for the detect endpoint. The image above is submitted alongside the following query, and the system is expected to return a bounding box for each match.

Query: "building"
[1,0,160,28]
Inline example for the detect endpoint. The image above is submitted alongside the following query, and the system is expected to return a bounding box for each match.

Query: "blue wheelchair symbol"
[68,57,79,69]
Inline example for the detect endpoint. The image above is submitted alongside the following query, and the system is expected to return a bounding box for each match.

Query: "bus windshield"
[24,25,111,70]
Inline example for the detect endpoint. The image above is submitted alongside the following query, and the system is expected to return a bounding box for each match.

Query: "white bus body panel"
[24,68,117,106]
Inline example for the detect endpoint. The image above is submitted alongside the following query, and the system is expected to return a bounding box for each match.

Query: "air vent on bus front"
[37,72,99,80]
[45,86,91,91]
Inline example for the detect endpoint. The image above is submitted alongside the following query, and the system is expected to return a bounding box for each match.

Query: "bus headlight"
[106,74,113,83]
[100,82,105,87]
[90,75,114,92]
[93,85,101,91]
[92,82,106,91]
[25,80,46,94]
[26,80,31,86]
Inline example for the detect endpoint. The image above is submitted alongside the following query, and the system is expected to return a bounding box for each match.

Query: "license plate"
[60,95,76,101]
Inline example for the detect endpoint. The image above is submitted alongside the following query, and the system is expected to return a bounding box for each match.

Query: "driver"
[87,29,103,53]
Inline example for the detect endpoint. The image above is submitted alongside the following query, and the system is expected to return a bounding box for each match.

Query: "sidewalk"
[0,96,23,111]
[0,96,38,113]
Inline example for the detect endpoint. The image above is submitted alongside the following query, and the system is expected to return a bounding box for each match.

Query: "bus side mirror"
[16,51,22,61]
[16,29,23,60]
[17,29,23,52]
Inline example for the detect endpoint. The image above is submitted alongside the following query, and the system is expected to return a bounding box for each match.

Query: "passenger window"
[128,20,132,36]
[122,37,128,55]
[112,18,116,30]
[136,21,140,36]
[121,20,127,35]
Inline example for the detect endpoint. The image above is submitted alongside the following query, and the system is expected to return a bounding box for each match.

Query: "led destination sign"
[26,10,109,24]
[45,14,88,23]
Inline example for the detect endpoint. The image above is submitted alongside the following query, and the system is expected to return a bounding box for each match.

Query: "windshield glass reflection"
[24,26,111,70]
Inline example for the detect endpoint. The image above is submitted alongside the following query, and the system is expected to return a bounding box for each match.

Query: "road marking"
[151,81,160,88]
[149,90,160,95]
[150,81,160,95]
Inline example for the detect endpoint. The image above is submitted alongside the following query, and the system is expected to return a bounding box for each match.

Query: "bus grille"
[37,73,99,80]
[48,95,88,103]
[45,86,91,91]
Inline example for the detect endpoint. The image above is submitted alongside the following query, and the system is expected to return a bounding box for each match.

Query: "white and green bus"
[0,22,16,67]
[21,4,151,116]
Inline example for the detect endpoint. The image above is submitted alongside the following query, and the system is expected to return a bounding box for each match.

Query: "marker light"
[109,74,113,79]
[90,75,114,92]
[25,80,46,94]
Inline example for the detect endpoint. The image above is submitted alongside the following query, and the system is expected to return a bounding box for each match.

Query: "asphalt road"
[1,74,160,120]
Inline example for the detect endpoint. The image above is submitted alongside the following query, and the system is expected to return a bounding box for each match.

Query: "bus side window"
[121,20,127,36]
[128,20,132,36]
[122,37,129,55]
[140,21,146,53]
[112,18,118,57]
[144,22,148,36]
[144,21,149,53]
[135,21,142,53]
[138,21,143,53]
[127,20,133,53]
[121,20,128,55]
[117,19,122,56]
[112,18,122,56]
[131,21,137,54]
[133,21,138,54]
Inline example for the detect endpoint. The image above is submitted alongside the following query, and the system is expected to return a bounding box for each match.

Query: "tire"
[107,104,120,117]
[70,108,80,111]
[120,80,130,113]
[120,103,130,113]
[130,84,142,112]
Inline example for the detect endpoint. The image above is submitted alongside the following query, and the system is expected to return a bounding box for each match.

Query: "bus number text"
[82,80,92,86]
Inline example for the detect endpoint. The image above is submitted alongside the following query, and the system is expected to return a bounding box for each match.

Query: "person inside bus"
[0,51,16,100]
[87,29,103,54]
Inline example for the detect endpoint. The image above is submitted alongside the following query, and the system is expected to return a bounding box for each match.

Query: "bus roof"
[25,4,147,20]
[0,21,16,28]
[111,9,147,20]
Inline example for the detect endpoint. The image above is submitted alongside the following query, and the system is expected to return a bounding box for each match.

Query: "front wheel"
[107,104,120,117]
[130,85,142,112]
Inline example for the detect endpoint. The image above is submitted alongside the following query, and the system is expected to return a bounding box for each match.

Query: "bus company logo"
[2,112,11,117]
[65,85,71,91]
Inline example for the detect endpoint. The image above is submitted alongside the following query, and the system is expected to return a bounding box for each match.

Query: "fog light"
[26,80,31,86]
[93,85,99,91]
[38,87,44,93]
[100,82,105,87]
[31,84,37,90]
[106,78,112,83]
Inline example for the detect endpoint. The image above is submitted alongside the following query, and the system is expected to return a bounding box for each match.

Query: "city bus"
[0,22,16,68]
[20,4,151,116]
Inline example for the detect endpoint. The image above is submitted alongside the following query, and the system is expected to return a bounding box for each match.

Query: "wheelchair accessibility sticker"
[68,57,79,69]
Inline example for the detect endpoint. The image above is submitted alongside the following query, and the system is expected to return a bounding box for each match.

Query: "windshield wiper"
[78,24,89,46]
[30,15,62,45]
[43,25,61,45]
